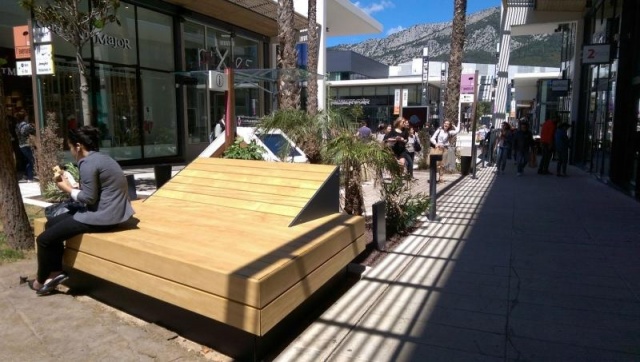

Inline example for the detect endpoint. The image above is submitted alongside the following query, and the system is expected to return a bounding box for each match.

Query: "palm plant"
[306,0,319,115]
[444,0,468,130]
[323,133,401,215]
[277,0,300,110]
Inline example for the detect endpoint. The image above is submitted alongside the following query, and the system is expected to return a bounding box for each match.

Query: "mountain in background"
[329,7,562,67]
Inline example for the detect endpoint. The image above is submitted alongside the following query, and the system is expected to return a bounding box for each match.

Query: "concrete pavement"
[9,159,640,361]
[276,163,640,361]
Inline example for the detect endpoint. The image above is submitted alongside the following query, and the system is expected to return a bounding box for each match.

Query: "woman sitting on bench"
[28,126,135,296]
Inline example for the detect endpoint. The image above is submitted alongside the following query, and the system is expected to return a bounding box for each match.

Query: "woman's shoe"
[36,273,69,296]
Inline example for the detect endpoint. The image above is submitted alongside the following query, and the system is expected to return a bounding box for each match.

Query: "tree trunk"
[277,0,300,110]
[444,0,468,129]
[343,162,364,215]
[77,51,91,126]
[0,74,35,250]
[306,0,319,116]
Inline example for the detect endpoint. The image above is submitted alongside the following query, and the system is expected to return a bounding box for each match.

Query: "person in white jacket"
[430,120,459,174]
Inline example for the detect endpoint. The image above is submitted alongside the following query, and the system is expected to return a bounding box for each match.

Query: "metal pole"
[471,70,479,178]
[428,153,442,222]
[27,16,42,135]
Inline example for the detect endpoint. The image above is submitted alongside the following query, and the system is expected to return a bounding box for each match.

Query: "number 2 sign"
[582,44,611,64]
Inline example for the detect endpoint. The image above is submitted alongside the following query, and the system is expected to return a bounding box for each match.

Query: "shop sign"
[402,89,408,107]
[551,79,569,92]
[582,44,611,64]
[330,98,371,106]
[208,70,228,92]
[461,73,475,94]
[93,32,132,49]
[393,89,401,115]
[460,94,474,103]
[35,44,55,75]
[13,25,30,59]
[16,61,32,76]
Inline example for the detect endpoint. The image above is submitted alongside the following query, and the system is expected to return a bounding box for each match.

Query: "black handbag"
[414,139,422,153]
[44,199,86,220]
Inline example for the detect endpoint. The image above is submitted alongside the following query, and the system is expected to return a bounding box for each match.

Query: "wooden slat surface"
[59,211,364,308]
[168,175,318,198]
[160,183,310,208]
[260,235,366,334]
[34,159,362,334]
[64,250,262,335]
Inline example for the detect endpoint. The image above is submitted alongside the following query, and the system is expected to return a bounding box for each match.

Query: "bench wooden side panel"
[61,233,366,336]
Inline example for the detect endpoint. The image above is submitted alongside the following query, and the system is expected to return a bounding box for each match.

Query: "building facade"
[1,0,380,164]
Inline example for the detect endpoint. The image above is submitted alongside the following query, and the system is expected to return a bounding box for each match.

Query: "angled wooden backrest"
[144,158,340,226]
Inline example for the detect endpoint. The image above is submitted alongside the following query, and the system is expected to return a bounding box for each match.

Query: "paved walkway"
[276,163,640,361]
[10,159,640,361]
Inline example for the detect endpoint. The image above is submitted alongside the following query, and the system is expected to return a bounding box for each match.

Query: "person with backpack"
[15,111,36,182]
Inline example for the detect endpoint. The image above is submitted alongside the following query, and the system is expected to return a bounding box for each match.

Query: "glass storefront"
[181,20,261,148]
[2,0,270,164]
[575,0,640,199]
[330,83,440,127]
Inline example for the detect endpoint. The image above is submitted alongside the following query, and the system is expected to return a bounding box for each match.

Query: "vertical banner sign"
[461,73,475,94]
[421,47,429,106]
[402,89,409,107]
[13,25,31,59]
[394,89,401,115]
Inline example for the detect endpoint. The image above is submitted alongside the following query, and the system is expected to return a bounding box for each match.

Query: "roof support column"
[494,4,530,126]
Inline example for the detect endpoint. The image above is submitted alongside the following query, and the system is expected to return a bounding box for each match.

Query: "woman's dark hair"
[68,126,101,151]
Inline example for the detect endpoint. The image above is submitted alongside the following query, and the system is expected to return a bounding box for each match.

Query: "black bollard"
[428,153,443,222]
[154,164,172,189]
[372,201,386,251]
[125,174,137,200]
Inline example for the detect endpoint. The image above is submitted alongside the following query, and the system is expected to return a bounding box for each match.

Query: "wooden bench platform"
[34,158,365,336]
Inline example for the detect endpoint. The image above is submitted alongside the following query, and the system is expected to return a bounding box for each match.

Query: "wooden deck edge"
[260,234,366,335]
[63,250,262,335]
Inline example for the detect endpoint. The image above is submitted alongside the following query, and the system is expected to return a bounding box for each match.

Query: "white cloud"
[386,25,405,35]
[353,1,395,15]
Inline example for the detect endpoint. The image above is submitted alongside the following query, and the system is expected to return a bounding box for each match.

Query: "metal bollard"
[428,153,442,222]
[125,174,137,200]
[154,164,172,189]
[372,201,386,251]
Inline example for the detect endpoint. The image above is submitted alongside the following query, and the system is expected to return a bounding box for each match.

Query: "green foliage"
[381,178,430,236]
[0,233,25,264]
[223,137,264,160]
[323,132,401,215]
[32,115,64,192]
[20,0,120,49]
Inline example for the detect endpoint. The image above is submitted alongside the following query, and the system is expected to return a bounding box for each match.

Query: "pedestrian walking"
[512,121,535,176]
[494,122,513,174]
[538,117,557,175]
[430,120,459,174]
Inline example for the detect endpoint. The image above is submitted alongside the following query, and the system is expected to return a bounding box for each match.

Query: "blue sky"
[327,0,501,46]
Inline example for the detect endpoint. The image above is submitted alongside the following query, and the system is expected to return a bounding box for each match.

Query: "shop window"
[141,70,177,157]
[92,4,137,66]
[233,35,259,70]
[350,87,363,96]
[93,63,140,160]
[184,22,205,71]
[205,27,232,70]
[138,7,174,71]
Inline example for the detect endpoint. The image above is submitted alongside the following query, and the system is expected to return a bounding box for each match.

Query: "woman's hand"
[56,179,73,195]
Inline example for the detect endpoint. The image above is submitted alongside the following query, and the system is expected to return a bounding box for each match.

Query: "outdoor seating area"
[33,158,366,336]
